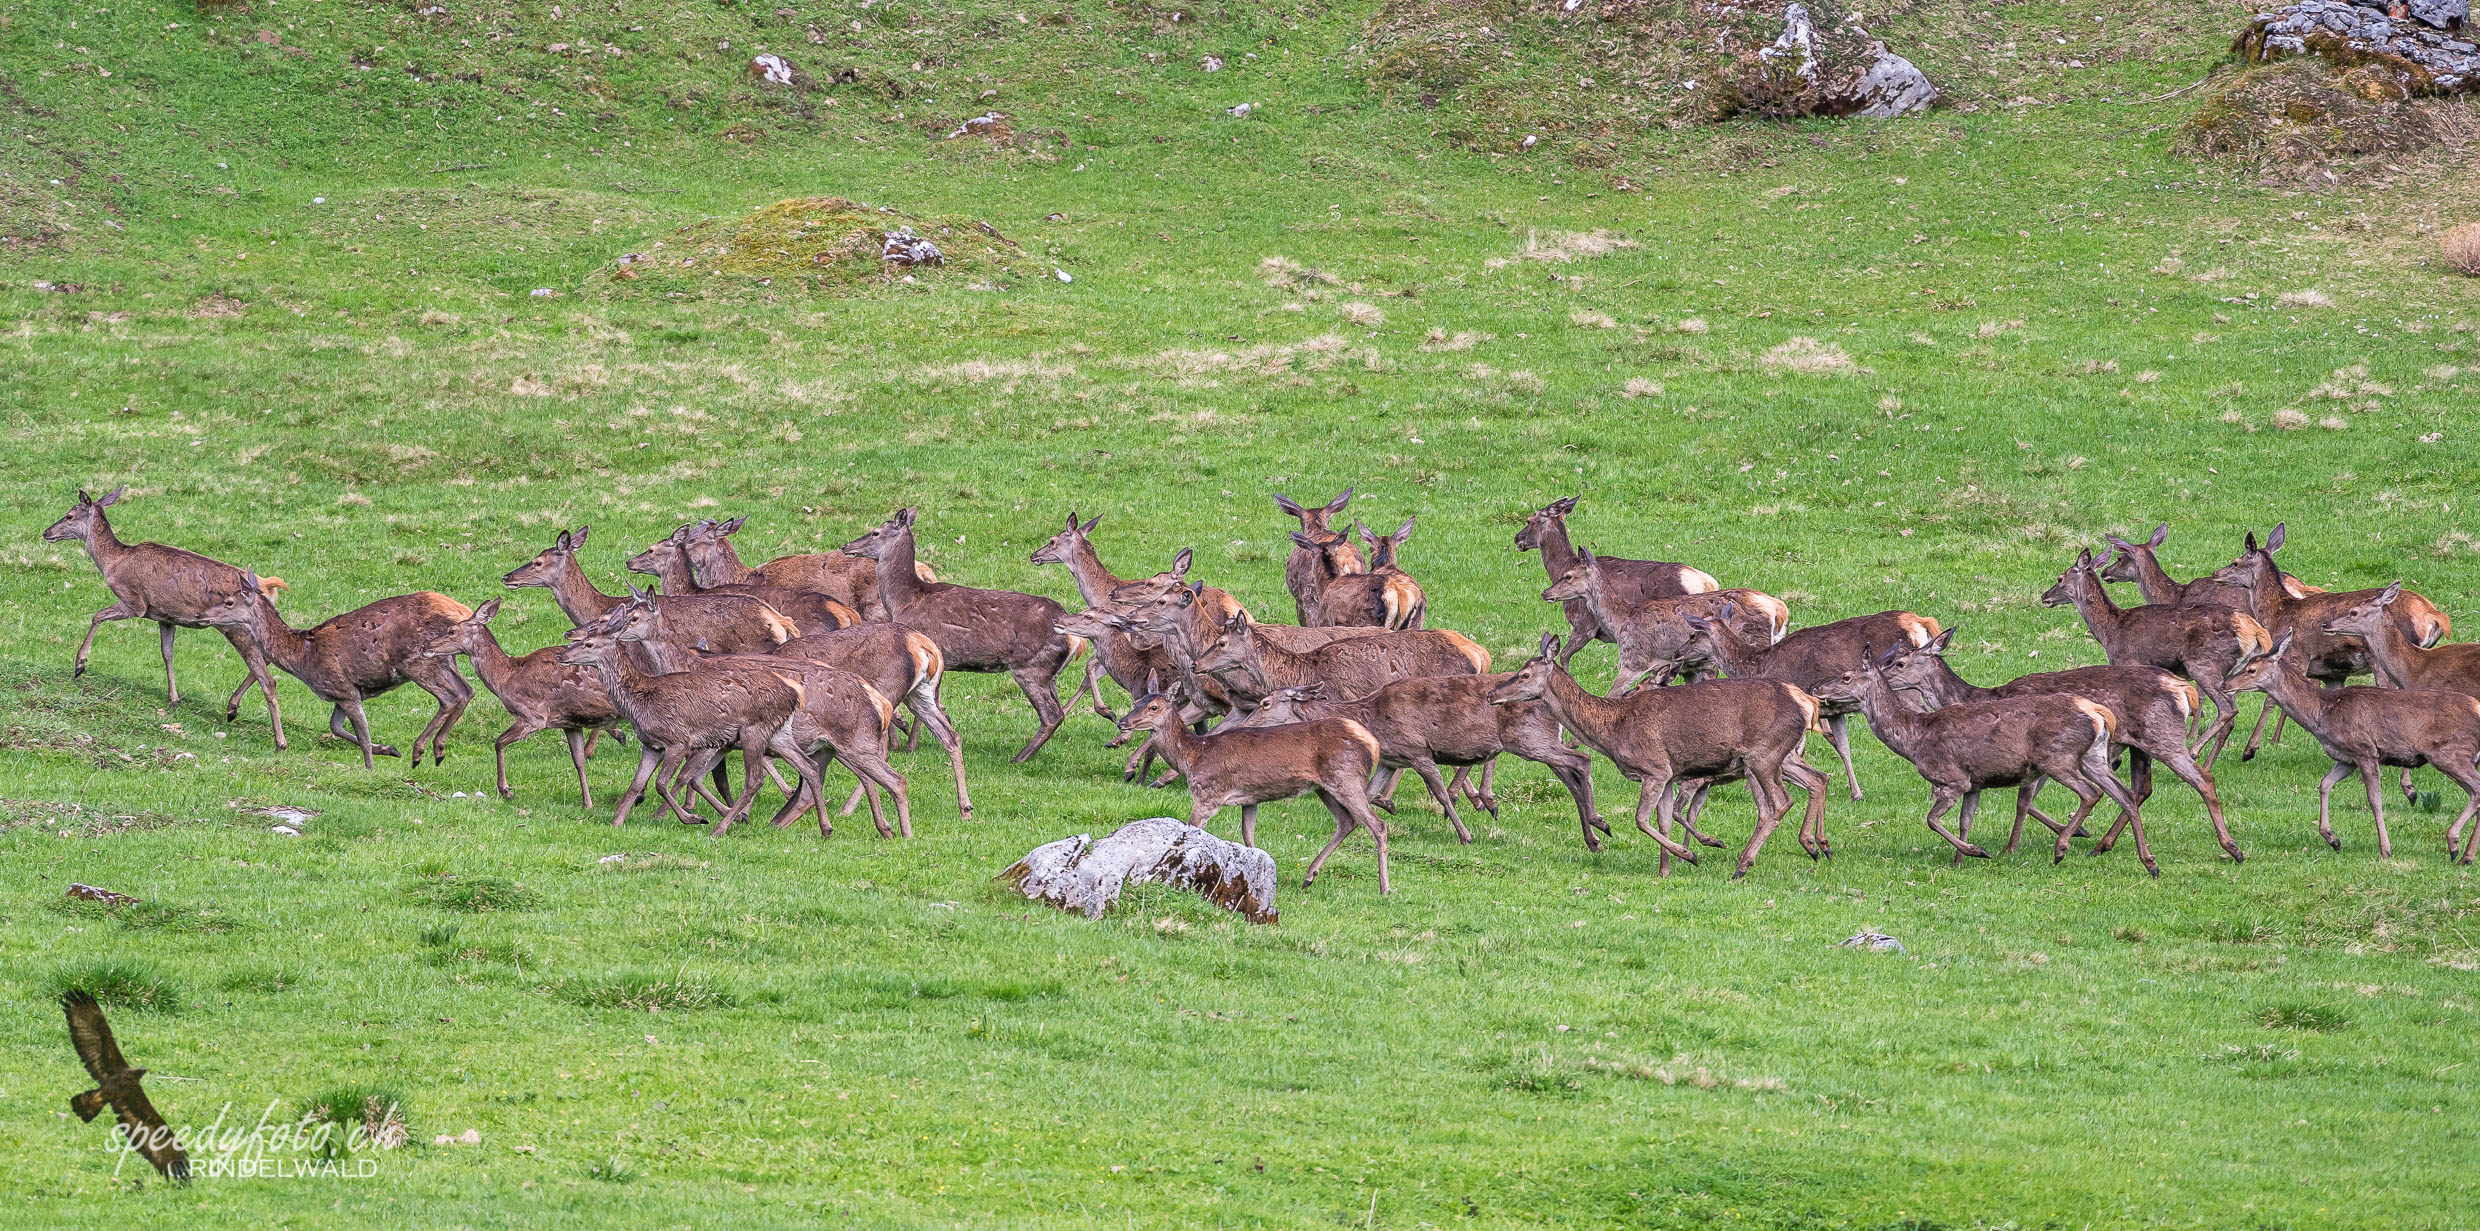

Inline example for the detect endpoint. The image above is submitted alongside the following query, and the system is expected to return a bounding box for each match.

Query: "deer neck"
[1146,720,1201,776]
[2254,661,2329,727]
[547,553,618,626]
[1907,657,1988,710]
[643,552,703,595]
[464,628,520,692]
[1061,539,1124,608]
[579,652,651,720]
[2238,558,2296,628]
[249,604,312,675]
[871,530,929,612]
[1540,667,1624,753]
[1699,619,1766,677]
[1575,570,1625,637]
[1844,674,1927,763]
[1534,517,1580,579]
[2063,576,2125,647]
[2126,549,2187,606]
[621,614,699,674]
[80,513,129,573]
[2353,617,2418,689]
[694,537,755,586]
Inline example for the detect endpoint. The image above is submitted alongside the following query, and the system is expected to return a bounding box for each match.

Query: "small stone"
[271,825,300,837]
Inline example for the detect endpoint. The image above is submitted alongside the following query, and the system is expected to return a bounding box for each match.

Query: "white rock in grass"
[271,825,300,837]
[1001,817,1278,923]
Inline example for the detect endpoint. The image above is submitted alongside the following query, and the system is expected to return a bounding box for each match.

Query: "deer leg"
[2400,765,2418,805]
[1731,764,1794,879]
[1081,658,1115,720]
[2314,761,2349,850]
[1326,781,1393,894]
[71,600,137,680]
[649,749,703,830]
[1826,714,1863,801]
[1636,780,1696,867]
[1524,742,1601,851]
[1675,781,1726,848]
[904,691,972,820]
[410,664,471,767]
[1783,757,1831,859]
[1957,789,1988,866]
[1556,610,1597,668]
[611,745,662,827]
[2444,755,2480,864]
[2360,762,2394,860]
[338,698,390,769]
[1409,759,1472,844]
[1369,767,1402,815]
[1473,759,1500,817]
[2093,749,2154,854]
[1238,804,1257,850]
[1005,658,1072,763]
[2158,740,2240,862]
[1921,787,1989,859]
[492,721,543,800]
[151,620,183,705]
[563,728,594,811]
[2240,696,2280,762]
[841,748,910,839]
[1303,794,1364,889]
[2196,683,2241,769]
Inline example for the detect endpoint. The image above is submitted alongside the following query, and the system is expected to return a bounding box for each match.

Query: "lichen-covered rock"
[2237,0,2478,94]
[1000,817,1279,923]
[1747,3,1937,118]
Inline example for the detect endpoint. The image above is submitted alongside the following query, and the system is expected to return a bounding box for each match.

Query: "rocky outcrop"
[2236,0,2476,94]
[1746,3,1937,118]
[1000,817,1279,923]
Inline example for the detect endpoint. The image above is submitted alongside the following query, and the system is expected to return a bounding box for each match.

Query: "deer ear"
[1537,632,1560,658]
[896,507,918,528]
[1304,681,1327,699]
[2243,531,2258,553]
[1393,517,1414,541]
[2269,630,2295,659]
[1876,642,1904,667]
[2148,523,2169,548]
[75,488,92,505]
[1548,496,1578,516]
[1577,547,1595,566]
[1324,488,1354,515]
[1926,628,1955,654]
[1064,511,1081,532]
[1082,513,1103,534]
[239,569,262,596]
[1720,599,1739,619]
[1684,615,1711,632]
[2105,535,2133,553]
[1353,521,1376,546]
[721,515,747,535]
[1170,547,1192,578]
[2378,581,2401,606]
[97,485,126,507]
[2266,522,2286,553]
[572,526,591,548]
[1143,670,1161,695]
[475,598,502,623]
[1271,493,1305,517]
[1290,531,1318,551]
[553,530,571,550]
[2076,548,2094,568]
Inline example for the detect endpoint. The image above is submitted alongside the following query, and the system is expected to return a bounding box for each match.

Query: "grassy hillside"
[3,1,2478,1227]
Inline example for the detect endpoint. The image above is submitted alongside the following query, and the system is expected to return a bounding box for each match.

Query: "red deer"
[1667,604,1944,801]
[1514,496,1720,667]
[2206,524,2451,760]
[2323,582,2480,803]
[769,622,970,819]
[1540,549,1788,690]
[1487,634,1829,878]
[1229,678,1606,851]
[419,599,628,807]
[1030,511,1177,718]
[555,623,824,836]
[44,486,291,747]
[1272,489,1365,625]
[680,515,938,623]
[1294,519,1427,629]
[198,572,473,770]
[841,507,1088,763]
[628,523,861,635]
[1876,629,2243,866]
[1812,644,2154,874]
[1190,608,1491,713]
[1114,684,1398,893]
[503,527,800,659]
[2224,632,2480,863]
[2040,551,2272,769]
[2097,523,2322,609]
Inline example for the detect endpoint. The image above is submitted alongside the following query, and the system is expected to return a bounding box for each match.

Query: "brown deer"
[1540,549,1789,691]
[628,523,861,634]
[680,515,938,623]
[769,622,970,819]
[1876,629,2243,866]
[1228,677,1606,851]
[841,507,1088,763]
[1295,519,1427,630]
[1272,489,1365,625]
[555,622,825,836]
[1812,644,2155,874]
[597,591,911,839]
[2206,524,2452,760]
[1514,496,1721,667]
[1666,605,1944,801]
[1113,683,1398,893]
[1487,634,1829,878]
[503,527,801,657]
[2321,582,2480,805]
[2098,523,2320,609]
[197,572,473,770]
[418,599,628,807]
[1190,608,1491,713]
[44,486,291,747]
[2040,551,2272,770]
[1030,511,1177,718]
[2224,632,2480,863]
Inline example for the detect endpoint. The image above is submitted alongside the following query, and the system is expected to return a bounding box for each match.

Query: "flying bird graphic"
[61,991,190,1183]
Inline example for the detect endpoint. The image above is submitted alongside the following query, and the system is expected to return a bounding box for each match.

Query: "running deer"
[2040,551,2272,769]
[1113,683,1398,893]
[628,523,861,635]
[681,515,938,623]
[1514,496,1721,667]
[1272,488,1365,625]
[1540,549,1789,691]
[2323,582,2480,803]
[1487,634,1829,878]
[2097,523,2320,609]
[1666,604,1944,801]
[597,591,911,838]
[841,507,1088,763]
[418,599,627,807]
[1190,608,1492,713]
[555,623,824,836]
[2224,632,2480,863]
[44,486,291,746]
[1030,511,1177,717]
[769,622,970,819]
[197,572,474,770]
[503,527,801,658]
[1877,629,2242,865]
[2206,524,2451,760]
[1295,519,1426,629]
[1229,677,1606,851]
[1812,644,2155,874]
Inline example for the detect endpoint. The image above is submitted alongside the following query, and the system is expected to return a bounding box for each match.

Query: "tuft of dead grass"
[1620,377,1663,398]
[1339,301,1385,328]
[2278,289,2336,309]
[1570,310,1617,330]
[1515,229,1637,263]
[1420,328,1488,352]
[1759,337,1854,375]
[2442,223,2480,277]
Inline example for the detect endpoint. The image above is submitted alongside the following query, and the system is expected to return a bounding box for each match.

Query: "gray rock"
[2410,0,2468,31]
[1000,816,1279,923]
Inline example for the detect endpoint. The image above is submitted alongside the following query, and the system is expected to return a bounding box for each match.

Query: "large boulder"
[1742,3,1938,118]
[2235,0,2478,95]
[1000,817,1279,923]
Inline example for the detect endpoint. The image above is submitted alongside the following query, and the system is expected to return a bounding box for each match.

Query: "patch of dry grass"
[1759,337,1854,375]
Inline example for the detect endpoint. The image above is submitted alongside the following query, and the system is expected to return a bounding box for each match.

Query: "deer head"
[1052,606,1134,641]
[1808,642,1902,707]
[1191,612,1260,676]
[1112,680,1188,741]
[1272,488,1353,535]
[506,527,589,588]
[2095,523,2170,585]
[1873,627,1957,700]
[555,624,626,671]
[1486,634,1566,706]
[197,569,279,643]
[625,523,699,583]
[840,507,918,560]
[1512,496,1580,553]
[2222,630,2298,693]
[1356,517,1414,570]
[2318,581,2402,639]
[2206,524,2286,593]
[2038,550,2101,608]
[1029,511,1102,566]
[1540,548,1601,603]
[42,486,127,543]
[420,597,503,659]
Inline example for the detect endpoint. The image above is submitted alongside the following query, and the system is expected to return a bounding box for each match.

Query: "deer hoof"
[1696,833,1725,849]
[2240,747,2257,762]
[2145,861,2162,879]
[1371,798,1395,815]
[2224,845,2244,864]
[372,743,401,758]
[2326,834,2342,851]
[1956,844,1989,860]
[498,787,516,800]
[72,665,85,679]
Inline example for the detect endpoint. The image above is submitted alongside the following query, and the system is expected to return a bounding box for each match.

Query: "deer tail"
[1904,613,1943,648]
[1787,686,1828,736]
[1445,631,1491,673]
[2170,678,2201,723]
[1064,634,1091,663]
[1676,566,1721,595]
[1335,718,1383,771]
[2069,697,2118,762]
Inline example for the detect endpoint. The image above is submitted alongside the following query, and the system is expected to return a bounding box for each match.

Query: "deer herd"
[41,484,2480,899]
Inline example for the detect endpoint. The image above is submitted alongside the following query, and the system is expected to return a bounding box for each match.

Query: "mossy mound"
[585,197,1028,298]
[2177,58,2476,184]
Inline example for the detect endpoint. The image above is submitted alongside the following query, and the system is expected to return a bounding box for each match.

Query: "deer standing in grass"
[43,486,291,746]
[555,622,824,836]
[1664,604,1943,801]
[842,507,1088,763]
[2224,632,2480,863]
[1488,634,1828,878]
[628,523,861,635]
[1114,683,1398,893]
[504,527,800,658]
[1813,643,2155,874]
[1876,629,2243,865]
[1030,511,1176,718]
[2206,524,2451,761]
[1514,496,1721,667]
[681,515,937,623]
[2323,582,2480,805]
[1295,519,1427,629]
[198,572,473,770]
[2040,550,2272,770]
[1540,549,1788,690]
[1272,489,1365,625]
[419,598,627,808]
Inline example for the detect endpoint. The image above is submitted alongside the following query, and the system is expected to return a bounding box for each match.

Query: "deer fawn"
[44,486,291,747]
[504,527,800,657]
[842,507,1089,763]
[1114,683,1398,893]
[1488,634,1828,878]
[1667,604,1943,801]
[1272,489,1365,625]
[198,572,474,770]
[1876,629,2242,866]
[419,599,627,807]
[628,523,861,634]
[1294,519,1427,629]
[1514,496,1721,667]
[681,514,935,623]
[1539,549,1788,691]
[1814,644,2155,874]
[2041,550,2271,770]
[2224,632,2480,863]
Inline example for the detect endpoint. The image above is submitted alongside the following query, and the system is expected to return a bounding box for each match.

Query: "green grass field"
[3,1,2478,1226]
